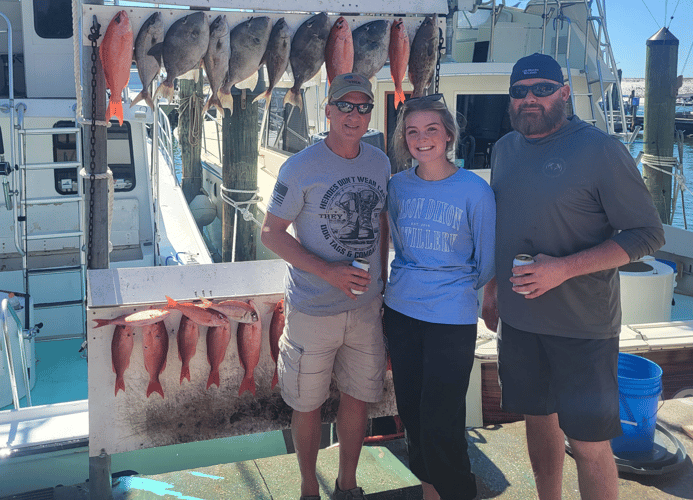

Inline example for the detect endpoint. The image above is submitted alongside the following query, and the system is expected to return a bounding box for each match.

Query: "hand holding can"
[351,258,370,295]
[512,254,534,295]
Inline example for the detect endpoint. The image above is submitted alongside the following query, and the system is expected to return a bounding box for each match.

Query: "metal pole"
[1,299,21,409]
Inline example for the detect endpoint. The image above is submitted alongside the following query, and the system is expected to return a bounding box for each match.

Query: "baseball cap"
[328,73,374,101]
[510,53,564,86]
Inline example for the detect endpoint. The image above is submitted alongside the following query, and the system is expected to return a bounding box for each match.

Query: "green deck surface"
[109,445,421,499]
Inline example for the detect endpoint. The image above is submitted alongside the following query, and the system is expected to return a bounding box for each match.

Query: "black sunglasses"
[330,101,374,114]
[509,82,563,99]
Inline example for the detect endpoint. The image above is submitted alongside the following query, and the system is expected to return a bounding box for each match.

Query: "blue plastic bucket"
[611,353,662,454]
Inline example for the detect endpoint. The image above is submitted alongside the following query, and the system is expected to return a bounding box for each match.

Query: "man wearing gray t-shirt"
[482,53,664,500]
[261,73,390,500]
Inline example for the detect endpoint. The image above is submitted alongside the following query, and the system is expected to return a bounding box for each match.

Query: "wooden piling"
[221,89,259,262]
[179,71,204,203]
[643,27,679,224]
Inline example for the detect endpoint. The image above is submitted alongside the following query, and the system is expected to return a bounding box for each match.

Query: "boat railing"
[1,298,32,410]
[156,105,176,185]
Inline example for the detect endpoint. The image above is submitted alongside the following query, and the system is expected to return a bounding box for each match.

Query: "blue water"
[624,135,693,229]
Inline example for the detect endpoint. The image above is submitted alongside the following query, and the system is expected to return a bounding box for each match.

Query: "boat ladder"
[543,0,627,136]
[13,119,87,341]
[1,11,86,341]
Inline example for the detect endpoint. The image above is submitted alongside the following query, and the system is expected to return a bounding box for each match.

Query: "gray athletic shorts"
[497,321,622,442]
[277,296,387,412]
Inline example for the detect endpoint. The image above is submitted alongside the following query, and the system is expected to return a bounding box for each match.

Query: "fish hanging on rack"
[206,321,232,389]
[143,321,169,398]
[217,16,272,114]
[253,18,291,104]
[100,10,133,125]
[94,308,171,328]
[284,12,331,110]
[111,324,134,396]
[199,297,258,323]
[269,299,284,390]
[153,11,209,103]
[201,15,231,115]
[131,12,164,110]
[389,19,410,109]
[352,19,390,81]
[177,314,200,384]
[325,17,354,85]
[165,296,229,327]
[408,15,439,99]
[237,300,262,396]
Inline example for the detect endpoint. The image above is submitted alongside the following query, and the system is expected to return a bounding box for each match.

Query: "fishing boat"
[0,0,215,495]
[0,0,692,497]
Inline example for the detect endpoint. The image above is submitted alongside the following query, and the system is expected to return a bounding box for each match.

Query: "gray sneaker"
[299,496,320,500]
[333,479,366,500]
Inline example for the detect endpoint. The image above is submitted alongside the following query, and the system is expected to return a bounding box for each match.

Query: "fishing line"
[667,0,681,29]
[639,0,660,28]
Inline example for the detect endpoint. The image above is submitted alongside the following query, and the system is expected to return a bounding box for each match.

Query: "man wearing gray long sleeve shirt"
[482,53,664,500]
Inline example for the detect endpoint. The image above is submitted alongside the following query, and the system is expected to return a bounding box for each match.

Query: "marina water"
[625,133,693,230]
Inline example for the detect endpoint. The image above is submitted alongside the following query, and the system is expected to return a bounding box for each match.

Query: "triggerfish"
[284,12,331,110]
[100,10,133,125]
[237,300,262,396]
[253,18,291,104]
[177,315,200,384]
[111,324,134,396]
[143,321,169,398]
[268,299,285,390]
[351,19,390,81]
[206,322,232,390]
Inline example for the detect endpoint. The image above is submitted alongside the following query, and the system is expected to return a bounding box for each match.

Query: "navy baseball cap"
[510,53,564,86]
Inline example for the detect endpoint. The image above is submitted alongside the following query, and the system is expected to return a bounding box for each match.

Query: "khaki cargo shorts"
[277,296,387,412]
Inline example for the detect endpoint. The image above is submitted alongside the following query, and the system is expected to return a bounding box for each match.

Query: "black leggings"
[383,305,477,500]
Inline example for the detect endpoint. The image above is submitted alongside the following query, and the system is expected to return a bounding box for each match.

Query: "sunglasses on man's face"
[330,101,374,114]
[509,82,563,99]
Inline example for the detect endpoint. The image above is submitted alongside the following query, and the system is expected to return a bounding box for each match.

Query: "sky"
[518,0,693,79]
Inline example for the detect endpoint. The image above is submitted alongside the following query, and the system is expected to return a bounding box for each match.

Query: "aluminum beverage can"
[512,254,534,295]
[351,258,370,295]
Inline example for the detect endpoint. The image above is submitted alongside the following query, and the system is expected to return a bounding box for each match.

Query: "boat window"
[456,94,512,169]
[52,121,136,195]
[258,88,310,156]
[34,0,73,39]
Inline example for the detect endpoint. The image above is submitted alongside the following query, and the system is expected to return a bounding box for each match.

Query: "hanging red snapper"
[143,321,169,398]
[100,10,133,125]
[268,299,285,390]
[237,300,262,396]
[200,297,258,323]
[206,322,232,389]
[325,17,353,85]
[166,296,229,327]
[111,324,134,396]
[177,315,200,384]
[94,308,170,328]
[389,19,410,109]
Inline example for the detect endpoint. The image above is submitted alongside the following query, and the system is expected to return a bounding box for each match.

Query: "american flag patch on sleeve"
[271,181,289,206]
